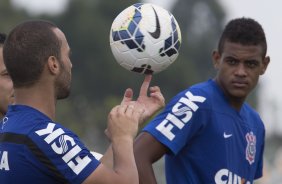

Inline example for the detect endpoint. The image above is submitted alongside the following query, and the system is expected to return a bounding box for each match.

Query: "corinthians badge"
[245,131,256,165]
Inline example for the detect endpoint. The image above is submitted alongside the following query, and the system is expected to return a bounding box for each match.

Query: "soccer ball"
[109,3,181,74]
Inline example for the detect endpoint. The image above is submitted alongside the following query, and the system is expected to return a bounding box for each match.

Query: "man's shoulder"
[4,105,56,135]
[243,103,262,119]
[242,103,265,131]
[175,80,214,98]
[189,80,214,93]
[164,80,214,114]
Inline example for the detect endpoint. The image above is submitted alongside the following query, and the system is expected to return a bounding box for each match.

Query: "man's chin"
[57,91,70,100]
[230,90,248,100]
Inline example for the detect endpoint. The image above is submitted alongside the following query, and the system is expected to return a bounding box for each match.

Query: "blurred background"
[1,0,281,183]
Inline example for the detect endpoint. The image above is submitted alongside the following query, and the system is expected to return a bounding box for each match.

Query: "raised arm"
[100,74,165,170]
[136,74,165,123]
[83,104,144,184]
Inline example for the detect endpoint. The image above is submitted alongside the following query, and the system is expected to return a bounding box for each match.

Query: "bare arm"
[87,74,165,183]
[99,144,113,168]
[84,139,136,184]
[83,104,143,184]
[101,74,165,169]
[134,132,168,184]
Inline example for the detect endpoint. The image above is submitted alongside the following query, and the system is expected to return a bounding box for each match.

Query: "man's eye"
[226,59,237,65]
[246,61,258,68]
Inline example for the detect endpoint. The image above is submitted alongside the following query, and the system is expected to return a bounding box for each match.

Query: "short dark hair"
[0,33,6,45]
[3,20,62,88]
[218,17,267,56]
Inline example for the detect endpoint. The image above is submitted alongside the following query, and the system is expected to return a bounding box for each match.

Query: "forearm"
[134,132,168,184]
[137,161,157,184]
[112,137,138,184]
[100,145,113,168]
[100,141,157,184]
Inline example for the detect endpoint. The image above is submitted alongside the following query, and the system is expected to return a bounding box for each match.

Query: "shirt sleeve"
[143,87,211,155]
[29,121,100,184]
[255,129,265,179]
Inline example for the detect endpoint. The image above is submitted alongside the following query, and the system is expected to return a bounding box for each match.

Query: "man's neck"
[214,78,244,111]
[14,86,56,120]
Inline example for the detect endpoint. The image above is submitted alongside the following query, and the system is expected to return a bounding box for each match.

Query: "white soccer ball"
[109,3,181,74]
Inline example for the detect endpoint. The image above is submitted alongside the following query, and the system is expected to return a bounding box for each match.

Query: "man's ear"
[260,56,270,75]
[212,50,221,70]
[47,56,60,75]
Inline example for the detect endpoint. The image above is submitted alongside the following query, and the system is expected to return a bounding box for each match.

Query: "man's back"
[0,105,100,184]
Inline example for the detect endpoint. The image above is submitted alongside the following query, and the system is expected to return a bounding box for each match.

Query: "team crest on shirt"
[1,117,8,130]
[245,131,256,165]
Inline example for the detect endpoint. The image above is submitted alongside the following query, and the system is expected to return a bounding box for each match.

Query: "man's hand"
[106,104,144,141]
[121,75,165,124]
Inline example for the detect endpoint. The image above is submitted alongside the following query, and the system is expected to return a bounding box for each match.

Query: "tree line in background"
[0,0,228,151]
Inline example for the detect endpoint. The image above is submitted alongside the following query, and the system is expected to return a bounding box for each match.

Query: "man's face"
[53,28,72,100]
[212,41,270,101]
[0,46,14,117]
